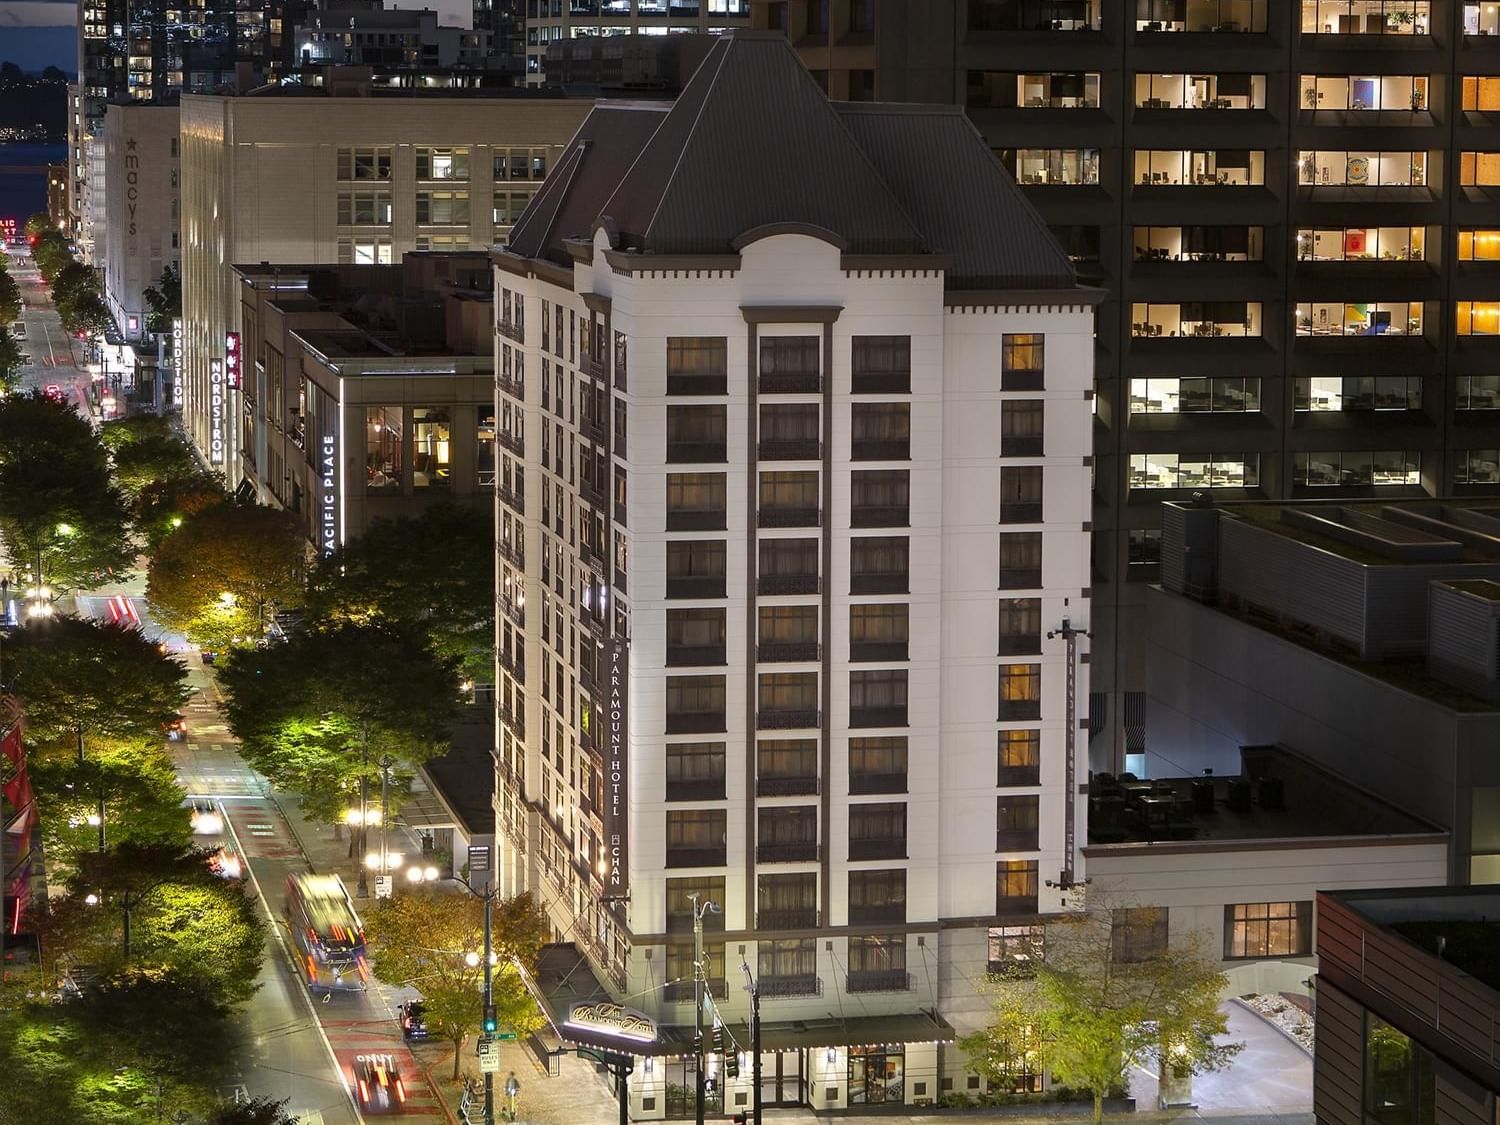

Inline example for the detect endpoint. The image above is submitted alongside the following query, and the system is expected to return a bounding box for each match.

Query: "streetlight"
[740,960,762,1125]
[689,894,721,1125]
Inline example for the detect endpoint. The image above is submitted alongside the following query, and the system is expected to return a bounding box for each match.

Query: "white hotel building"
[491,33,1099,1115]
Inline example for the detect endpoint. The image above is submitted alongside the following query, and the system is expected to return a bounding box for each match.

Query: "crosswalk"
[325,1021,445,1119]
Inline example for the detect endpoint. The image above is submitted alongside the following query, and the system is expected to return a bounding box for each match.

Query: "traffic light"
[710,1025,725,1055]
[482,1005,498,1034]
[724,1050,740,1080]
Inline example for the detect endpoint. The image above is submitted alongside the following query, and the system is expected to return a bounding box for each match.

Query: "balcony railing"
[850,705,908,729]
[580,352,606,381]
[666,508,727,532]
[1002,369,1045,391]
[497,372,525,401]
[996,764,1042,786]
[757,708,820,730]
[852,439,911,461]
[756,908,819,930]
[667,575,727,599]
[849,641,908,663]
[756,775,819,797]
[998,635,1042,656]
[664,846,727,868]
[756,841,821,863]
[758,573,820,595]
[1000,502,1044,524]
[664,978,728,1002]
[998,700,1042,721]
[997,830,1040,851]
[580,413,607,444]
[846,969,912,994]
[666,711,727,735]
[759,507,821,529]
[1001,435,1045,457]
[666,778,727,802]
[666,910,725,935]
[998,568,1042,590]
[667,644,728,667]
[759,439,822,461]
[667,373,728,396]
[852,371,911,394]
[760,372,821,394]
[757,642,821,663]
[996,894,1040,916]
[849,902,907,926]
[851,573,908,595]
[851,505,909,528]
[848,837,907,861]
[849,772,907,796]
[758,974,823,998]
[667,440,727,464]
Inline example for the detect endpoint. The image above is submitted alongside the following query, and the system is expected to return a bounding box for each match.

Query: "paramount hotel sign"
[604,639,628,897]
[566,1001,656,1044]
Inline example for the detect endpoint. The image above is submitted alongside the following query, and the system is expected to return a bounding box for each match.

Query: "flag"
[0,725,20,767]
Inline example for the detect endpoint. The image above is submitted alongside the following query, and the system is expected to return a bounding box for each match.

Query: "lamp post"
[740,960,762,1125]
[78,722,103,852]
[690,894,721,1125]
[452,875,502,1125]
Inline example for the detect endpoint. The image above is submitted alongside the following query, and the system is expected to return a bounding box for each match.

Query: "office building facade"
[521,0,753,80]
[492,33,1097,1112]
[753,0,1500,775]
[101,103,180,344]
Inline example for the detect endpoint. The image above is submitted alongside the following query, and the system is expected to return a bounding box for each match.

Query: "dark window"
[759,537,819,594]
[851,335,911,394]
[666,405,727,463]
[757,805,819,862]
[666,875,725,933]
[999,664,1042,720]
[1363,1013,1435,1125]
[851,469,910,527]
[758,937,818,994]
[851,536,909,594]
[851,403,911,460]
[759,604,820,662]
[665,940,725,999]
[997,860,1039,913]
[1002,333,1045,390]
[1224,901,1312,959]
[760,403,821,460]
[666,337,727,395]
[847,934,907,991]
[758,872,817,929]
[758,672,819,729]
[849,736,907,794]
[999,532,1043,589]
[850,669,908,727]
[666,741,726,801]
[666,472,727,531]
[998,729,1041,785]
[997,795,1041,851]
[760,336,821,393]
[1112,907,1168,963]
[667,608,726,666]
[665,808,727,867]
[849,801,906,860]
[998,598,1042,655]
[665,674,726,734]
[850,603,909,662]
[667,540,726,598]
[849,868,906,925]
[1002,400,1044,457]
[757,739,819,796]
[760,470,820,527]
[1000,466,1043,523]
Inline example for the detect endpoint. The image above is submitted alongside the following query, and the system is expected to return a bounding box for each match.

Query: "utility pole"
[482,882,495,1125]
[741,960,762,1125]
[1047,612,1089,890]
[690,894,719,1125]
[356,727,369,897]
[379,755,390,882]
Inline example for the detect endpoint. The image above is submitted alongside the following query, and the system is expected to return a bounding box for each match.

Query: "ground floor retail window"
[849,1044,904,1105]
[663,1058,725,1118]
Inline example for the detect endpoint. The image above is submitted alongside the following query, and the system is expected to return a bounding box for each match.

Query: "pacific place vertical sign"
[319,427,337,557]
[604,638,629,898]
[208,358,224,463]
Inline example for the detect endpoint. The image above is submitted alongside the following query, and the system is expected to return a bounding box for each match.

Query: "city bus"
[284,873,369,992]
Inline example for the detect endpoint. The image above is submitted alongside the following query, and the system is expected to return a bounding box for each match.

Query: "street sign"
[476,1035,500,1073]
[373,874,392,899]
[496,1031,518,1041]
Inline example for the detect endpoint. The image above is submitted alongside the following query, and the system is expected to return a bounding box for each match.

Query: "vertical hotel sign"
[208,358,225,463]
[604,639,629,898]
[224,331,241,389]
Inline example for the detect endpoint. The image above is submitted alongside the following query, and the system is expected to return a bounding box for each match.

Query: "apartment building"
[492,32,1098,1113]
[101,103,179,344]
[520,0,753,81]
[178,79,589,479]
[752,0,1500,776]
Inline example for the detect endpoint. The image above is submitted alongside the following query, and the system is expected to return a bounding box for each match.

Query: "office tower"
[755,0,1500,773]
[492,32,1096,1110]
[519,0,753,81]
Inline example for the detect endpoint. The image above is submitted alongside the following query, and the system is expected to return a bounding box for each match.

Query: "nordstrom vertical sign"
[208,358,224,463]
[604,639,629,898]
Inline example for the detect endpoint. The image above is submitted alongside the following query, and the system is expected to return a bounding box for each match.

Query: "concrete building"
[1146,497,1500,883]
[1315,885,1500,1125]
[292,3,495,69]
[492,32,1099,1113]
[178,78,589,479]
[46,164,69,232]
[101,103,179,344]
[521,0,752,82]
[231,252,494,551]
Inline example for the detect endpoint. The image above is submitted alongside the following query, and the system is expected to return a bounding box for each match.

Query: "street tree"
[5,615,189,744]
[365,889,549,1077]
[0,265,21,324]
[141,263,180,334]
[219,622,462,826]
[959,903,1240,1123]
[133,472,228,553]
[22,213,51,238]
[147,501,308,648]
[209,1098,302,1125]
[0,393,134,590]
[109,432,202,499]
[0,327,25,394]
[306,504,495,681]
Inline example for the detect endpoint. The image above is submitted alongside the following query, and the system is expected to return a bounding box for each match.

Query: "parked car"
[399,1000,428,1041]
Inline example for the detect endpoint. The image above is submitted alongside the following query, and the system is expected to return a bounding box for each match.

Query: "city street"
[2,243,93,414]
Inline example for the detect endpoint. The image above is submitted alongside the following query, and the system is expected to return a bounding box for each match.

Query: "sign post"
[476,1036,499,1074]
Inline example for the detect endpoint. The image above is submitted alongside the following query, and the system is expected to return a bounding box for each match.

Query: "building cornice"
[945,285,1108,310]
[739,304,843,324]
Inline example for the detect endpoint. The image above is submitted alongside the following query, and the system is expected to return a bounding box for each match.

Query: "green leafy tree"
[110,433,202,499]
[0,327,25,394]
[365,889,549,1077]
[141,263,180,335]
[133,472,228,553]
[209,1098,302,1125]
[147,501,308,649]
[60,287,110,336]
[960,903,1241,1123]
[22,213,51,238]
[306,504,495,681]
[0,266,21,325]
[5,616,189,743]
[219,623,462,822]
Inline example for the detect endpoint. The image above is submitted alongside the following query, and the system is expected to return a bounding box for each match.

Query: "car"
[10,321,23,340]
[352,1056,407,1111]
[399,1000,428,1041]
[189,800,222,835]
[164,717,186,742]
[200,649,219,666]
[42,384,63,401]
[208,845,241,879]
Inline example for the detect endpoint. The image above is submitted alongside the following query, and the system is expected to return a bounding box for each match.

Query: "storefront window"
[411,407,451,491]
[848,1044,904,1105]
[365,406,403,493]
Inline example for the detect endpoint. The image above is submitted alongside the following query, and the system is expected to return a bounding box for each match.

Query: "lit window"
[1293,451,1420,486]
[1296,302,1423,336]
[1129,453,1259,489]
[1300,0,1430,33]
[1298,150,1426,186]
[1458,301,1500,335]
[1300,74,1428,110]
[1134,149,1265,185]
[1224,901,1311,958]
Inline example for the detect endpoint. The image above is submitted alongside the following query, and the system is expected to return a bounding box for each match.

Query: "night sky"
[0,1,77,73]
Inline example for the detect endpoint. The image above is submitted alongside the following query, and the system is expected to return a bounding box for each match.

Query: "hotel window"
[336,191,391,225]
[666,876,725,932]
[1002,400,1044,456]
[1135,72,1266,109]
[998,598,1041,655]
[759,604,819,660]
[996,795,1040,851]
[1136,0,1268,29]
[476,408,495,486]
[757,739,818,794]
[664,808,727,867]
[759,672,819,722]
[1455,449,1500,483]
[848,804,907,860]
[1466,1,1500,33]
[365,406,403,493]
[493,189,534,227]
[337,146,391,181]
[999,148,1099,185]
[760,538,819,594]
[416,146,471,180]
[665,742,726,801]
[760,470,820,526]
[969,0,1103,30]
[415,191,470,225]
[1297,227,1424,261]
[1299,150,1426,186]
[999,532,1043,589]
[1296,302,1423,336]
[849,737,907,794]
[1129,453,1259,489]
[1112,907,1169,962]
[999,664,1041,720]
[967,71,1101,109]
[850,403,910,460]
[411,408,450,490]
[850,469,909,527]
[757,938,817,988]
[760,336,820,392]
[999,466,1043,523]
[1002,334,1045,388]
[996,859,1039,913]
[1295,376,1422,411]
[998,729,1041,785]
[1224,901,1311,958]
[851,535,909,594]
[1131,302,1262,337]
[1301,74,1428,110]
[1458,301,1500,334]
[849,669,908,727]
[1459,229,1500,260]
[1129,377,1260,413]
[1134,225,1264,261]
[849,869,906,925]
[667,336,729,395]
[1294,450,1421,486]
[849,604,908,662]
[1300,0,1430,32]
[494,148,547,180]
[667,609,727,666]
[851,335,911,394]
[666,472,727,531]
[336,237,393,265]
[987,925,1044,976]
[1457,376,1500,410]
[665,675,727,735]
[1134,149,1265,186]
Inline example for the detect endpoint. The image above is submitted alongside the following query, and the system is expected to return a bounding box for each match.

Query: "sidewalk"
[274,786,433,895]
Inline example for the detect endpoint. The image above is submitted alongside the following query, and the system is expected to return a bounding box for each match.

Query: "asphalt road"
[2,244,93,414]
